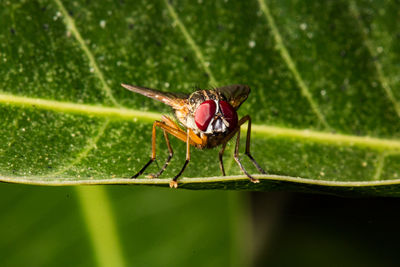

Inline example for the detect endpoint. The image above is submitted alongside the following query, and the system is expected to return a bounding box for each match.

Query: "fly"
[121,84,266,188]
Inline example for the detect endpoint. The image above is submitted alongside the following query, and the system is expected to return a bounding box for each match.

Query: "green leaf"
[1,0,400,197]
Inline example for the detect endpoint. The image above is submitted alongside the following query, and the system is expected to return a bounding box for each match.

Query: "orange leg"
[169,128,191,188]
[132,121,188,178]
[168,128,208,188]
[147,129,174,178]
[146,116,183,178]
[132,119,203,188]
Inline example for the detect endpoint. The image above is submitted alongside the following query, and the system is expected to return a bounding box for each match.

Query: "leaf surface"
[1,0,400,196]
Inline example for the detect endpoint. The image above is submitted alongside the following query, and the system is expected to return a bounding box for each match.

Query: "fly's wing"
[121,84,189,110]
[214,84,250,110]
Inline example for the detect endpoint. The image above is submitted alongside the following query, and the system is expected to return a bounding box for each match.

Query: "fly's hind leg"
[242,115,266,174]
[147,130,173,178]
[233,127,259,183]
[218,115,263,183]
[132,120,184,178]
[218,142,227,176]
[229,115,268,183]
[131,121,159,178]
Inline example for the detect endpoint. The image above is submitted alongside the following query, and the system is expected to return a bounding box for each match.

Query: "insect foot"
[251,179,260,183]
[169,180,178,188]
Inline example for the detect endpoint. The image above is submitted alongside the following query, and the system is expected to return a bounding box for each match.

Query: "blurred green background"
[2,184,400,266]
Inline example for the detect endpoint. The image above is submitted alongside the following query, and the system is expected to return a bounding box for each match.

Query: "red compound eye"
[195,100,216,131]
[219,101,238,130]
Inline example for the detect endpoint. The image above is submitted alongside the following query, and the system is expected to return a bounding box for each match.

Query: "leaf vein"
[257,0,331,130]
[53,0,120,107]
[373,153,386,181]
[349,1,400,118]
[48,120,110,177]
[164,0,217,85]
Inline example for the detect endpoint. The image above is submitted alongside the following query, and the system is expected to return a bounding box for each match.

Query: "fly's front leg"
[233,127,259,183]
[242,115,266,174]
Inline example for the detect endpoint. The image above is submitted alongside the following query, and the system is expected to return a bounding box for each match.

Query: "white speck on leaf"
[248,40,256,48]
[362,161,367,167]
[300,23,307,30]
[53,11,61,21]
[100,20,106,28]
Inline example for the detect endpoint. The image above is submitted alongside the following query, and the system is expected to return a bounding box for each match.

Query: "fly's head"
[186,86,249,135]
[121,83,250,135]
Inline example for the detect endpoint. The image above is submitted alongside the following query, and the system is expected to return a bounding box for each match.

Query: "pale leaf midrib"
[0,92,160,121]
[1,92,400,151]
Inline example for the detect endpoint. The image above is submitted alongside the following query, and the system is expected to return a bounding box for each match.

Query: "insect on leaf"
[0,0,400,196]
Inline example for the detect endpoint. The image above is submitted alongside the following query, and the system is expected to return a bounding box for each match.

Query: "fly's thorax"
[188,90,226,114]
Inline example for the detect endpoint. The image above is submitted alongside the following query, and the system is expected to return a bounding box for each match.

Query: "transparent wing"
[214,84,250,110]
[121,84,189,109]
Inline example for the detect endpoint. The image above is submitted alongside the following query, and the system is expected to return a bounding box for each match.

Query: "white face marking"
[203,100,227,134]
